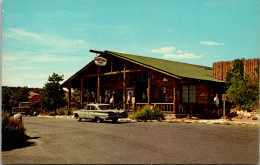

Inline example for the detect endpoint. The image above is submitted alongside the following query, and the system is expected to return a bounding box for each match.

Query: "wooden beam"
[67,81,72,88]
[123,62,127,109]
[68,88,71,110]
[80,78,84,108]
[90,49,103,54]
[97,66,100,102]
[173,84,176,114]
[82,69,146,79]
[111,58,113,72]
[147,71,152,105]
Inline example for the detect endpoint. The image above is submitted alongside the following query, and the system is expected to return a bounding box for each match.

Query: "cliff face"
[213,59,259,81]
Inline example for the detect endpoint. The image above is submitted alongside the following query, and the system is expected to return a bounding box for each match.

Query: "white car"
[73,104,128,123]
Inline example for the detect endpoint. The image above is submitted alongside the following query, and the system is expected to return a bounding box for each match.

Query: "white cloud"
[150,47,175,54]
[163,53,203,59]
[3,28,89,53]
[149,46,203,59]
[200,41,224,46]
[177,50,183,53]
[3,53,89,64]
[8,28,41,39]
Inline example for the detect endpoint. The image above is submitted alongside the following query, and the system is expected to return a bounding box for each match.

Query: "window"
[158,87,166,102]
[131,72,147,82]
[86,105,96,110]
[181,85,195,103]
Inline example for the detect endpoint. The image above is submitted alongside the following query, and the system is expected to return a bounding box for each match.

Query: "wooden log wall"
[151,72,178,103]
[213,59,259,81]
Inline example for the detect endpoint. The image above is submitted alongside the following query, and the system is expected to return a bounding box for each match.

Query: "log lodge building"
[61,50,225,117]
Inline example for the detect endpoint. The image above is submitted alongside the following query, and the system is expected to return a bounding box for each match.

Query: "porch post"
[123,62,127,109]
[147,71,152,105]
[80,78,84,108]
[68,88,71,110]
[173,85,176,114]
[97,66,100,102]
[111,59,113,72]
[67,81,72,110]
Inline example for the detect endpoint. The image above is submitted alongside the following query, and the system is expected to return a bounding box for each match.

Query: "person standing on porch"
[110,95,114,108]
[105,93,109,104]
[127,92,132,110]
[214,94,219,108]
[214,94,220,115]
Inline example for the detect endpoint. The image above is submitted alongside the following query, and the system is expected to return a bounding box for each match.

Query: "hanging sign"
[222,94,227,101]
[94,56,107,66]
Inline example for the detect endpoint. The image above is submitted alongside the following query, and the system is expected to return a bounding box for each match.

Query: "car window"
[98,105,112,110]
[85,106,90,110]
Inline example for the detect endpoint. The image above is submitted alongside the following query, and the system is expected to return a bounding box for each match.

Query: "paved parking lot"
[2,117,259,164]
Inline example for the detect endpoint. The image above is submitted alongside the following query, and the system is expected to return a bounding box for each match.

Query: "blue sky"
[2,0,259,88]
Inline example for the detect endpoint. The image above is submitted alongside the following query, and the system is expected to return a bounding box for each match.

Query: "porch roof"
[105,51,223,82]
[61,50,223,87]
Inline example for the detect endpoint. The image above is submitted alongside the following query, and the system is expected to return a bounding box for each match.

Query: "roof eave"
[105,50,182,80]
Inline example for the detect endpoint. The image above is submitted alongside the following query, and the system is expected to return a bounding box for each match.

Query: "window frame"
[181,84,195,103]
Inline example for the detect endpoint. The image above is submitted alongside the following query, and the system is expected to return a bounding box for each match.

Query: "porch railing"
[115,101,123,110]
[177,103,195,114]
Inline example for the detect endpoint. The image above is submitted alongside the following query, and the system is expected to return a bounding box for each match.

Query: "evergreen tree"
[42,73,65,112]
[226,59,259,111]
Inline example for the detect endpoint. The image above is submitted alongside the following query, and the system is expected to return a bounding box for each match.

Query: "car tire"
[112,118,118,123]
[96,117,103,123]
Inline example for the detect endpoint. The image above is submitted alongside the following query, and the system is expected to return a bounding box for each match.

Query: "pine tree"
[226,59,259,111]
[42,73,65,112]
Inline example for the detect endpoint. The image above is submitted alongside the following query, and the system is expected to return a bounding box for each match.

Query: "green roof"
[105,50,223,82]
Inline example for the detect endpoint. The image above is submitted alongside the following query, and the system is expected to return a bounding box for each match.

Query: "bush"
[48,111,56,116]
[56,106,76,116]
[2,111,29,150]
[130,105,165,121]
[57,107,66,115]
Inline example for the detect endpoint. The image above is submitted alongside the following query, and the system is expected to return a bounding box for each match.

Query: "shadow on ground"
[79,119,133,124]
[2,136,41,151]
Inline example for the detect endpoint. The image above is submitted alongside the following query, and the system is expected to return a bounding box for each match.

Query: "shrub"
[48,111,56,116]
[130,105,165,121]
[56,106,75,116]
[2,111,29,150]
[57,107,66,115]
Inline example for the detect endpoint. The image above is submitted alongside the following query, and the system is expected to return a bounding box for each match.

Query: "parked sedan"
[73,104,128,123]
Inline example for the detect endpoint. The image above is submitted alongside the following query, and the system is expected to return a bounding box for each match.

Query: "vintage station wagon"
[73,104,128,123]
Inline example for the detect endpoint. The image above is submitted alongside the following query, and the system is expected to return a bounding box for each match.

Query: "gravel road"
[2,117,259,164]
